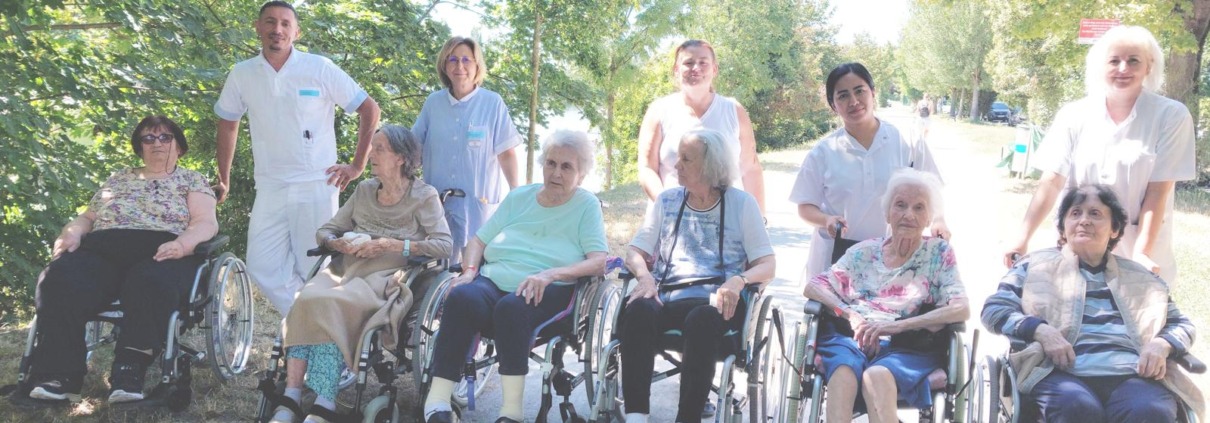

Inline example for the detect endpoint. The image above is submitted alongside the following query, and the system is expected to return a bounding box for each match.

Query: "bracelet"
[402,239,411,257]
[737,274,751,285]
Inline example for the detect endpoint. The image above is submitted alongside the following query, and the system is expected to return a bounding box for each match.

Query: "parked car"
[987,101,1013,124]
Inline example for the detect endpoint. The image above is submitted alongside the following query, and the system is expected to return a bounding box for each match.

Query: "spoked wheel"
[412,275,497,406]
[590,341,624,423]
[715,357,736,423]
[206,252,254,381]
[749,296,781,422]
[361,394,401,423]
[584,280,622,407]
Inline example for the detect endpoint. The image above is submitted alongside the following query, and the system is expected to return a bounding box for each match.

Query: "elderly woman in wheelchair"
[801,168,968,423]
[265,125,453,423]
[421,130,608,423]
[20,116,219,404]
[617,128,776,423]
[981,184,1202,423]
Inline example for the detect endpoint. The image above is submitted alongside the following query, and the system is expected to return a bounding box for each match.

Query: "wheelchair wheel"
[716,355,737,423]
[584,280,622,406]
[361,394,401,423]
[590,340,623,423]
[749,296,781,423]
[985,355,1003,423]
[205,252,254,381]
[412,275,497,406]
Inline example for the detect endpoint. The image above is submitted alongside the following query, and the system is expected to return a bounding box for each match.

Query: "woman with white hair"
[803,168,968,423]
[620,128,776,422]
[1004,25,1196,284]
[422,130,607,423]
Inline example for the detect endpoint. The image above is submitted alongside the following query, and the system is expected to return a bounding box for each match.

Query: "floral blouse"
[810,236,965,323]
[87,168,215,235]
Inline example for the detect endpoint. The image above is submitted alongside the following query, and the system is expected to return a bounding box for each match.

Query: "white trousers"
[246,179,338,317]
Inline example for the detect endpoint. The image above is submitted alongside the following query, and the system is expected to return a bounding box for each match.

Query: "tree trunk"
[955,88,966,119]
[968,71,981,121]
[1167,0,1210,180]
[526,10,544,184]
[604,90,616,190]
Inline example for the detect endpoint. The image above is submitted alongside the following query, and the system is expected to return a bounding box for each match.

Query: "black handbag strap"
[658,187,725,286]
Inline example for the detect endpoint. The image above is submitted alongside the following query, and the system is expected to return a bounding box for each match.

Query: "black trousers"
[32,229,200,376]
[619,296,744,421]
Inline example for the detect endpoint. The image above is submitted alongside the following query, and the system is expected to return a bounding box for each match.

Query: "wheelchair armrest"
[193,235,229,257]
[1008,337,1029,352]
[618,270,634,281]
[408,256,444,271]
[307,245,336,257]
[945,322,966,333]
[1175,353,1206,374]
[803,299,823,316]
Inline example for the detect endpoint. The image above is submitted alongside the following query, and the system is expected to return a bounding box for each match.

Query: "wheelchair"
[412,271,618,423]
[587,270,782,423]
[3,235,255,411]
[773,224,972,423]
[256,189,464,423]
[968,336,1207,423]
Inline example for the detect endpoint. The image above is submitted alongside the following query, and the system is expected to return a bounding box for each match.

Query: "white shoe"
[269,405,296,423]
[338,366,357,390]
[107,389,144,403]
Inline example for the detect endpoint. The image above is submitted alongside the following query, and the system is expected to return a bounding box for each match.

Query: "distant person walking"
[214,0,381,317]
[916,94,932,142]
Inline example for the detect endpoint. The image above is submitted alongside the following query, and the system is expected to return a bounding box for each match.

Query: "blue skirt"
[816,318,945,409]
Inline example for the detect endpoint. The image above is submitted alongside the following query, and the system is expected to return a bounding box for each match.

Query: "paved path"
[460,107,1024,422]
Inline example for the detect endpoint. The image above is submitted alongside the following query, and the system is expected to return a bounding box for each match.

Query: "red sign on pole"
[1079,18,1121,44]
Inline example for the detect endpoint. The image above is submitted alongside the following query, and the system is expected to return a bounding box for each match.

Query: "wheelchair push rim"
[206,252,254,381]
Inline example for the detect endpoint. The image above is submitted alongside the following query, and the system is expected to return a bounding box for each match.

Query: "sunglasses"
[140,133,175,144]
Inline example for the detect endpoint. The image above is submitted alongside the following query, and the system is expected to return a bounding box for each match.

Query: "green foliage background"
[1,0,840,321]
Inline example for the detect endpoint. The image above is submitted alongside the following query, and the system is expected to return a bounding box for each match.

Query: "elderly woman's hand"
[627,274,660,305]
[1033,324,1075,370]
[154,240,189,261]
[326,237,358,256]
[352,238,394,259]
[852,318,904,357]
[1138,337,1172,380]
[52,233,82,259]
[713,276,746,321]
[517,270,557,305]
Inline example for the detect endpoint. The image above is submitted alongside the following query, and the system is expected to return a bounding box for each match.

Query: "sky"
[431,0,911,46]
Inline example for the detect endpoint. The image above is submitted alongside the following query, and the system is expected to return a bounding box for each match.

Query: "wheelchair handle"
[440,188,466,204]
[193,235,230,257]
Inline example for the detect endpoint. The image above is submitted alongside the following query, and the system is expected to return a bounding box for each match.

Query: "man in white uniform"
[214,1,380,316]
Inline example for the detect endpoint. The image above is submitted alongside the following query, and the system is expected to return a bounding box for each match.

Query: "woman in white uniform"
[790,62,948,279]
[1003,25,1195,284]
[637,39,766,215]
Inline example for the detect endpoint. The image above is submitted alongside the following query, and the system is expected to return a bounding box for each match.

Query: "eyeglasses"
[140,133,175,144]
[447,56,475,67]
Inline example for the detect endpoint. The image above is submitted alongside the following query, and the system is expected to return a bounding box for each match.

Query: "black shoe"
[28,375,82,402]
[426,410,454,423]
[107,362,146,403]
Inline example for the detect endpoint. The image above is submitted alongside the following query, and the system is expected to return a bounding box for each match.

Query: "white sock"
[284,387,303,403]
[424,377,456,419]
[499,375,525,420]
[625,413,649,423]
[314,395,335,412]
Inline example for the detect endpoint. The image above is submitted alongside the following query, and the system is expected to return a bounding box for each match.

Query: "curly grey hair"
[681,128,737,189]
[377,124,422,180]
[881,168,944,221]
[538,129,595,179]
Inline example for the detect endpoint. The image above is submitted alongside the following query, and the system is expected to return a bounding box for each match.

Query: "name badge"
[299,88,321,97]
[467,125,488,149]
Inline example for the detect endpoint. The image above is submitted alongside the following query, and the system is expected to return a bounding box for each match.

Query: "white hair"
[1084,25,1165,96]
[681,128,737,189]
[538,129,595,178]
[881,168,944,220]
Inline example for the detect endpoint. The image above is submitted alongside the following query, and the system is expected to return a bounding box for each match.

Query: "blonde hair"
[1084,25,1165,95]
[436,36,487,89]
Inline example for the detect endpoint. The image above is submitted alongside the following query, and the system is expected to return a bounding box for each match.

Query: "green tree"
[840,32,901,106]
[899,0,992,119]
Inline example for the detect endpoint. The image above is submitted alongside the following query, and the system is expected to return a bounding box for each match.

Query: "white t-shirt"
[789,121,942,278]
[631,187,773,282]
[1032,91,1195,283]
[654,93,743,189]
[215,48,368,185]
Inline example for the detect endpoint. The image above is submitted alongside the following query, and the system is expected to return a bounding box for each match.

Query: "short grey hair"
[682,128,737,189]
[1085,25,1165,95]
[538,129,595,178]
[377,124,421,180]
[881,168,944,220]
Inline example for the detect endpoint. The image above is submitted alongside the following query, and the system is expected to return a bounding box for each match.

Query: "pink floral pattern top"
[87,168,215,235]
[810,236,965,323]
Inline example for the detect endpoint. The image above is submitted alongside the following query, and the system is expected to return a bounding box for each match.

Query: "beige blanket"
[283,254,414,368]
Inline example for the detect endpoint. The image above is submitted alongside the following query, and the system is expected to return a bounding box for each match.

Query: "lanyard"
[658,187,726,285]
